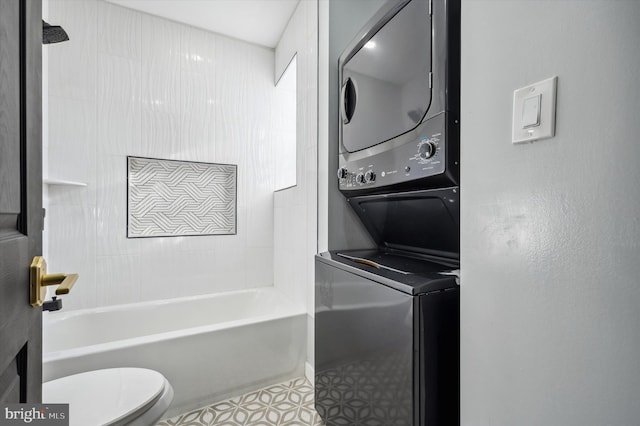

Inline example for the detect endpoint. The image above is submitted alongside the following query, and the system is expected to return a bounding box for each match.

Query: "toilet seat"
[43,368,174,426]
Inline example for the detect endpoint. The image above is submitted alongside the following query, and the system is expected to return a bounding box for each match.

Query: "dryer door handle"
[340,77,357,124]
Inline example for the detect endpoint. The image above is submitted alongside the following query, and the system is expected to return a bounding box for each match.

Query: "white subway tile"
[95,254,142,307]
[96,155,141,256]
[48,96,97,206]
[97,2,141,59]
[180,27,215,75]
[48,0,98,101]
[47,203,98,311]
[140,108,181,159]
[180,71,214,162]
[245,247,274,289]
[97,54,142,157]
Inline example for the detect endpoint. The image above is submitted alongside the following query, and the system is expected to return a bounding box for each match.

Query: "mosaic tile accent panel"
[127,157,236,238]
[157,377,324,426]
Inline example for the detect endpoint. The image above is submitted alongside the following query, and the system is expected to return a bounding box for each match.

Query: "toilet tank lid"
[43,368,168,426]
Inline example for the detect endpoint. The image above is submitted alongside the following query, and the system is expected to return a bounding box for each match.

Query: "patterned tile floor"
[157,377,324,426]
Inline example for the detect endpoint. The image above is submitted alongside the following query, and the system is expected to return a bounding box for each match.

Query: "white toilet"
[43,368,173,426]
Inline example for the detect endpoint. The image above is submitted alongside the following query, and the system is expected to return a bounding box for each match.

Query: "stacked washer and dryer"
[315,0,461,425]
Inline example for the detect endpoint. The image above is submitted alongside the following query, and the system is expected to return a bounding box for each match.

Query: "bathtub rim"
[43,287,306,365]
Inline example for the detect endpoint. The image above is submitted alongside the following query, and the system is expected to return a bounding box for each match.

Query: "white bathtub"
[43,287,306,417]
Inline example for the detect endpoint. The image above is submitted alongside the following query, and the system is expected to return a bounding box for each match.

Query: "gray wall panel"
[460,1,640,425]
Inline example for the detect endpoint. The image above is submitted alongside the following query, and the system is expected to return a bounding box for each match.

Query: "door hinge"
[428,72,433,89]
[42,208,46,231]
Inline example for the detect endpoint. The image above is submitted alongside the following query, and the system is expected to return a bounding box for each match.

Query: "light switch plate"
[512,76,557,144]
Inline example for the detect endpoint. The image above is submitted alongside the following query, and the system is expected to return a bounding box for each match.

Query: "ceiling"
[105,0,300,48]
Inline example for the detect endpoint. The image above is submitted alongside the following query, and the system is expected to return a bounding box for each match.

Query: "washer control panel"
[338,113,455,191]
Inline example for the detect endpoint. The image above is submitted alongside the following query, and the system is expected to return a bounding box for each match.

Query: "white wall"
[461,1,640,424]
[274,58,297,191]
[273,0,318,378]
[45,0,285,310]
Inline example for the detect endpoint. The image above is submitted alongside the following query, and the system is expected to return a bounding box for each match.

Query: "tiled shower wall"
[273,0,318,380]
[44,0,287,310]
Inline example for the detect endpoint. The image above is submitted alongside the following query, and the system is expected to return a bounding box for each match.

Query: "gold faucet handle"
[48,273,78,295]
[30,256,79,307]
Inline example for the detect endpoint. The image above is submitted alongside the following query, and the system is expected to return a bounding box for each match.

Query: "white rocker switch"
[512,76,557,144]
[522,94,541,128]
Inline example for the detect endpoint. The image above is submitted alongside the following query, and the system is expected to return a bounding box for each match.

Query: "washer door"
[315,257,415,425]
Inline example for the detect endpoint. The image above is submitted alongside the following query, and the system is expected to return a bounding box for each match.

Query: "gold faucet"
[30,256,78,307]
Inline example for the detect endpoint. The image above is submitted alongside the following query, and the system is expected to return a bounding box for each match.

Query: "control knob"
[337,167,348,179]
[364,170,376,183]
[419,141,437,159]
[355,173,365,184]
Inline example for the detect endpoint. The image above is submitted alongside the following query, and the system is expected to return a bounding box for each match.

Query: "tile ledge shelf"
[43,178,87,187]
